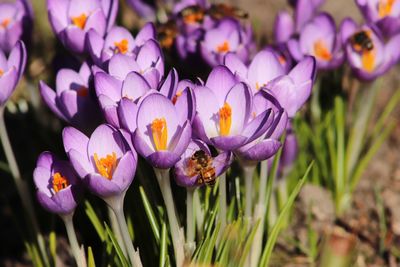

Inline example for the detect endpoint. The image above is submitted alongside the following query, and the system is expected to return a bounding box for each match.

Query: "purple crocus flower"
[39,62,101,132]
[235,90,288,164]
[356,0,400,37]
[0,0,33,53]
[0,40,27,106]
[33,151,81,215]
[274,11,295,44]
[132,91,192,169]
[293,0,325,31]
[192,66,274,151]
[47,0,118,54]
[200,18,253,66]
[287,13,344,70]
[340,18,400,81]
[87,23,156,67]
[264,56,316,118]
[224,49,287,94]
[174,139,233,188]
[63,124,137,198]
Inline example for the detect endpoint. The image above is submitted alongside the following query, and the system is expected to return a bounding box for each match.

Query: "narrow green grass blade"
[202,223,220,264]
[350,121,395,191]
[139,186,160,243]
[334,97,345,212]
[87,246,96,267]
[238,220,260,267]
[85,201,105,241]
[159,223,167,267]
[372,89,400,139]
[260,162,313,266]
[104,223,130,267]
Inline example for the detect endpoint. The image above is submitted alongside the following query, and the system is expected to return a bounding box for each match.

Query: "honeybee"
[350,30,374,52]
[157,19,178,49]
[178,5,206,24]
[186,150,217,187]
[207,3,248,20]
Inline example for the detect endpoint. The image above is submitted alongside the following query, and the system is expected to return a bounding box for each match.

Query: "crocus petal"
[61,27,86,54]
[237,139,281,162]
[56,69,86,95]
[287,39,304,61]
[193,86,220,139]
[110,151,137,193]
[94,72,122,101]
[121,71,151,101]
[86,173,122,197]
[158,68,178,99]
[88,124,126,161]
[118,98,138,133]
[7,40,26,81]
[84,8,106,37]
[63,126,89,153]
[135,22,156,46]
[101,0,119,31]
[0,67,18,105]
[242,109,273,143]
[340,18,358,44]
[67,149,93,178]
[210,135,248,151]
[39,81,67,121]
[136,39,164,75]
[289,56,316,85]
[224,52,247,80]
[205,65,236,105]
[33,166,52,196]
[108,54,140,79]
[147,151,182,169]
[87,29,105,65]
[175,87,196,124]
[274,11,295,43]
[169,120,192,156]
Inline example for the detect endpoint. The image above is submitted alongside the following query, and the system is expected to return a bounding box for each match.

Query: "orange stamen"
[183,13,204,24]
[172,91,183,104]
[71,13,87,29]
[76,86,88,97]
[219,102,232,136]
[361,50,376,73]
[52,172,69,193]
[114,39,129,54]
[278,55,286,65]
[0,69,3,77]
[379,0,396,17]
[313,39,332,61]
[94,152,117,180]
[1,18,10,28]
[151,118,168,151]
[217,41,230,53]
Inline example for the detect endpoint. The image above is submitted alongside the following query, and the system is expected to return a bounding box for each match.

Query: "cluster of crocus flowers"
[47,0,118,54]
[0,0,32,54]
[0,40,27,106]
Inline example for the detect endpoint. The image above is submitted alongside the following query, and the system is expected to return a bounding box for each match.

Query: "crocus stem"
[250,160,268,267]
[108,206,127,255]
[105,193,143,267]
[243,165,256,220]
[185,188,195,259]
[0,106,48,265]
[61,213,84,267]
[219,173,227,229]
[154,168,185,267]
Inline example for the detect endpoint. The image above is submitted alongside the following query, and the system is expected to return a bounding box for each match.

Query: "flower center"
[151,118,168,151]
[219,102,232,136]
[76,86,88,97]
[217,41,230,53]
[183,12,204,24]
[256,82,267,90]
[361,50,376,72]
[114,39,129,54]
[71,13,87,29]
[278,55,286,65]
[172,91,183,104]
[313,39,332,61]
[0,18,10,28]
[52,172,69,193]
[379,0,396,17]
[0,69,3,77]
[94,152,117,180]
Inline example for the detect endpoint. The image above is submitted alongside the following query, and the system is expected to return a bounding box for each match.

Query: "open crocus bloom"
[356,0,400,37]
[0,40,26,106]
[63,124,138,198]
[193,66,274,151]
[264,56,316,118]
[47,0,118,53]
[224,49,286,94]
[133,92,192,169]
[200,18,253,66]
[33,151,81,215]
[287,13,344,70]
[87,23,156,66]
[174,139,233,188]
[341,18,400,81]
[235,90,288,164]
[0,0,32,53]
[40,62,101,132]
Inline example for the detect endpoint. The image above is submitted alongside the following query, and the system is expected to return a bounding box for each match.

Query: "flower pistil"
[219,102,232,136]
[151,118,168,151]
